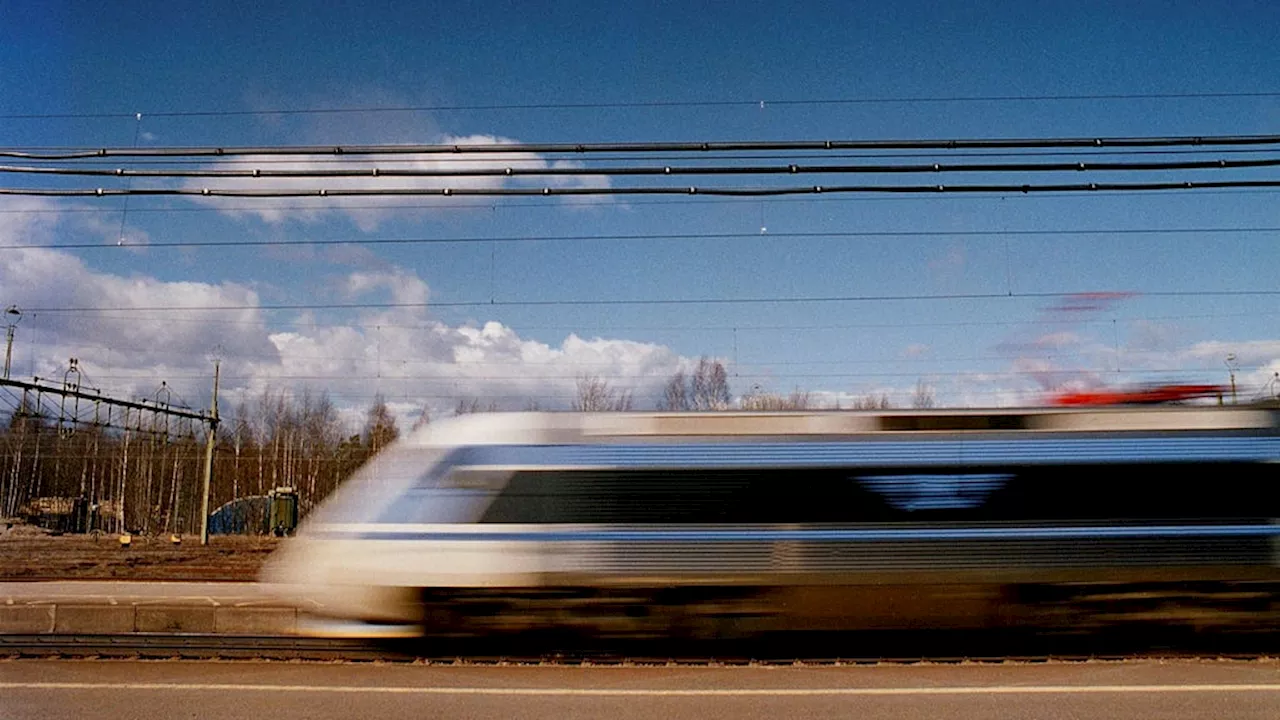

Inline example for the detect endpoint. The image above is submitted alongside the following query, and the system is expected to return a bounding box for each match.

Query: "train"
[261,406,1280,640]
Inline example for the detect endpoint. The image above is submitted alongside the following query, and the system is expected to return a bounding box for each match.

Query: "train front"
[259,412,569,637]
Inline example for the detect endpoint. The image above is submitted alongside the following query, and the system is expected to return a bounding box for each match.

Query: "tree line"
[0,388,400,535]
[1,359,933,533]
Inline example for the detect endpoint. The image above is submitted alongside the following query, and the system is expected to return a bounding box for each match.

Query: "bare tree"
[3,381,392,535]
[661,370,690,411]
[911,380,936,409]
[572,375,633,412]
[363,394,399,453]
[851,394,893,410]
[454,397,498,415]
[741,388,812,411]
[690,357,731,411]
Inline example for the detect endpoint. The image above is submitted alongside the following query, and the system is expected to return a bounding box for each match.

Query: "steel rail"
[4,631,1277,664]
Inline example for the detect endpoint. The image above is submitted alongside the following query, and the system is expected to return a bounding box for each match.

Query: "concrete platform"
[0,582,310,636]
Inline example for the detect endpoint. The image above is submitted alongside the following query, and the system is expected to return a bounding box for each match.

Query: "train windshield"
[301,444,444,527]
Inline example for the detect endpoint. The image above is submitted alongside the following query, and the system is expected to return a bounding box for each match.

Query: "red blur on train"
[1050,384,1226,406]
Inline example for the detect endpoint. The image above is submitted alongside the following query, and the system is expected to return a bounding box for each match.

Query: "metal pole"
[3,305,19,379]
[3,324,13,380]
[1226,354,1238,405]
[199,360,220,546]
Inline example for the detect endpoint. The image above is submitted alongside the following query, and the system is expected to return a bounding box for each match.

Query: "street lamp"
[3,305,20,380]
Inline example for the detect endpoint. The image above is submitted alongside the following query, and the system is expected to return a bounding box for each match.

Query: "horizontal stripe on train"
[444,436,1280,469]
[319,523,1280,542]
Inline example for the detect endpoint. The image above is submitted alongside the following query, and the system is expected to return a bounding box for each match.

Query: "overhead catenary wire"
[0,133,1269,415]
[14,325,1198,368]
[25,307,1275,332]
[20,289,1280,314]
[11,225,1280,251]
[7,155,1280,179]
[8,178,1280,199]
[3,352,1183,372]
[30,146,1280,165]
[7,132,1280,160]
[8,186,1280,216]
[4,90,1280,120]
[66,367,1240,382]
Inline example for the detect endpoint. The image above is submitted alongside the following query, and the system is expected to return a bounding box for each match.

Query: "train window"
[439,468,511,490]
[859,474,1012,512]
[478,461,1279,524]
[879,415,1026,431]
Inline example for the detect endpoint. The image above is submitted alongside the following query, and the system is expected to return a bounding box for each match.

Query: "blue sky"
[2,1,1280,421]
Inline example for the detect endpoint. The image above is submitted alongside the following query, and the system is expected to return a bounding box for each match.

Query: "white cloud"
[255,311,693,420]
[342,268,429,305]
[0,203,688,427]
[1182,339,1280,366]
[7,199,1280,422]
[1031,331,1081,349]
[0,206,275,402]
[178,134,613,231]
[0,197,70,248]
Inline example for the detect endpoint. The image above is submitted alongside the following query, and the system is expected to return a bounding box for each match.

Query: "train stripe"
[326,523,1280,543]
[455,436,1280,469]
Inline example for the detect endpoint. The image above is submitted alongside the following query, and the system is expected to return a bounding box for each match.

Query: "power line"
[7,133,1280,160]
[10,225,1280,251]
[5,90,1280,120]
[9,156,1280,180]
[0,376,209,421]
[7,186,1280,216]
[15,326,1192,368]
[7,178,1280,199]
[12,336,1254,379]
[36,146,1280,165]
[26,307,1276,332]
[21,289,1280,314]
[75,367,1233,382]
[37,350,1200,371]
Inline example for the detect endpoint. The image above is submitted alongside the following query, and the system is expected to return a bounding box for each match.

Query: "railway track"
[0,634,389,661]
[4,630,1277,664]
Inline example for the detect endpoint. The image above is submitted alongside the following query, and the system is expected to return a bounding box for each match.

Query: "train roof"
[405,405,1279,447]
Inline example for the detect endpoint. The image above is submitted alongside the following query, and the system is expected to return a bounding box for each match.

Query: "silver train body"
[263,407,1280,638]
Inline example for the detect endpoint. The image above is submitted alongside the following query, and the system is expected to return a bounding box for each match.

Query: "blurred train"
[262,406,1280,639]
[1051,383,1228,406]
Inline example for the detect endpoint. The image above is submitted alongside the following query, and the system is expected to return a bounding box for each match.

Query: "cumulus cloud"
[1031,331,1081,350]
[1126,320,1182,354]
[0,200,275,401]
[8,199,1280,421]
[254,315,692,420]
[342,267,430,305]
[1181,339,1280,366]
[177,134,612,231]
[0,199,689,427]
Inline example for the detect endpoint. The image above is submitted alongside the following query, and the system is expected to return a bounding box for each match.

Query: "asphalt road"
[3,658,1279,720]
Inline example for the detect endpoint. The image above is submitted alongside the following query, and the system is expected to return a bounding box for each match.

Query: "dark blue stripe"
[325,524,1280,543]
[457,436,1280,469]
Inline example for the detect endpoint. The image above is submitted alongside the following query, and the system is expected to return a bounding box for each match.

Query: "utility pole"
[199,360,220,546]
[3,305,20,380]
[1225,353,1238,405]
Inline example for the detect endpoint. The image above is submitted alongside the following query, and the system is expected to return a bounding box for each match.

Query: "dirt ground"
[0,524,279,581]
